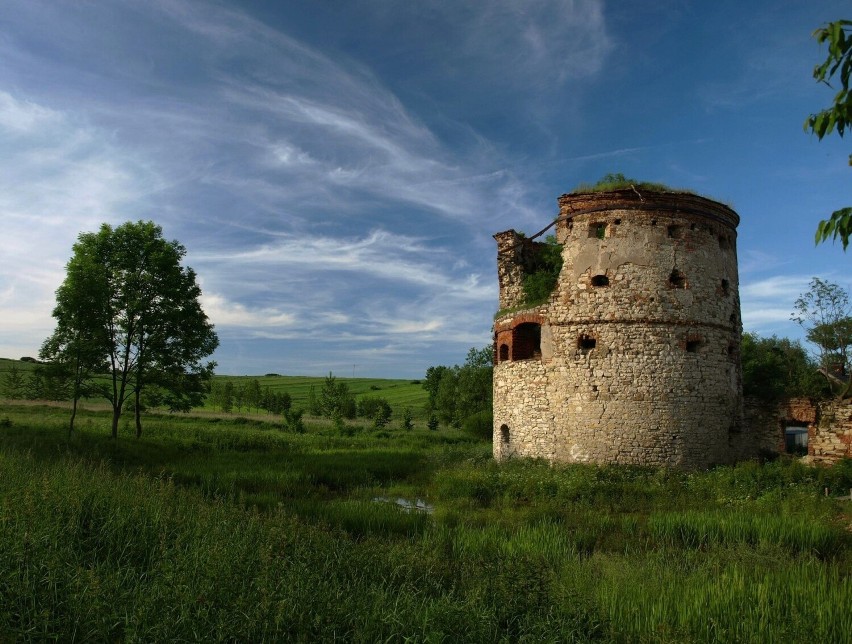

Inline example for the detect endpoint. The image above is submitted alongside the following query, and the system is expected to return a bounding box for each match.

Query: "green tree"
[424,346,493,430]
[222,381,234,413]
[357,396,391,421]
[400,407,414,431]
[3,365,24,399]
[741,333,829,402]
[246,379,262,413]
[40,240,111,434]
[791,277,852,398]
[806,20,852,249]
[25,370,44,401]
[319,373,356,419]
[42,221,218,438]
[423,365,450,411]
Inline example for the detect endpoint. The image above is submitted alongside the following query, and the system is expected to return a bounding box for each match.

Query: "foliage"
[358,395,392,428]
[791,277,852,397]
[806,20,852,249]
[424,347,493,431]
[2,365,24,399]
[573,172,674,194]
[40,221,218,437]
[400,407,413,431]
[461,409,493,440]
[741,333,830,402]
[521,234,564,307]
[319,373,356,419]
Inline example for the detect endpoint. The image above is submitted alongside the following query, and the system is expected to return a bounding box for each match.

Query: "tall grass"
[1,402,850,640]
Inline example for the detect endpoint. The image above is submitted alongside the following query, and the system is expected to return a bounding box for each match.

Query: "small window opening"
[727,343,735,358]
[651,219,657,226]
[719,235,730,250]
[591,274,610,287]
[685,339,702,353]
[614,218,621,225]
[690,223,696,231]
[729,312,737,324]
[784,424,808,456]
[669,269,687,289]
[499,344,509,363]
[578,334,597,353]
[512,323,541,361]
[500,424,510,444]
[721,279,730,295]
[668,225,682,239]
[589,222,606,239]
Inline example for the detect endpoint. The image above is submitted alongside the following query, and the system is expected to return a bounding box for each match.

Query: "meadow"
[1,399,851,642]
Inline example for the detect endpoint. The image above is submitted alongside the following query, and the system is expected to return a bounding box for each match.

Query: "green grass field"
[1,400,850,641]
[0,358,430,418]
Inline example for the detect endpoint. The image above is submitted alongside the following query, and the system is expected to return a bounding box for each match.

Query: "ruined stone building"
[493,188,746,468]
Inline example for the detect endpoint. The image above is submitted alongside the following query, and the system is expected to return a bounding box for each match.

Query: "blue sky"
[0,0,849,378]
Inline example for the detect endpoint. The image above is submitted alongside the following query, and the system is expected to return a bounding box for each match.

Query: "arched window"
[500,424,510,444]
[512,323,541,360]
[499,343,509,362]
[591,274,609,287]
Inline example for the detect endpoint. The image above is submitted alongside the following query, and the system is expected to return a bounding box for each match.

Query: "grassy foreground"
[1,402,851,642]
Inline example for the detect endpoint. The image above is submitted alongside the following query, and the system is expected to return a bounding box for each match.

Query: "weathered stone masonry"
[493,189,746,468]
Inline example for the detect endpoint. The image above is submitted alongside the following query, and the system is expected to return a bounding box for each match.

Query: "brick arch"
[494,314,546,363]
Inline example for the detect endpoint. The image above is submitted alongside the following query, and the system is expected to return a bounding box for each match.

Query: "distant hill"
[0,359,429,416]
[207,374,429,418]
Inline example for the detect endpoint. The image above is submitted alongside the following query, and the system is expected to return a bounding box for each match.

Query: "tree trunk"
[135,387,143,438]
[111,405,121,439]
[68,396,78,439]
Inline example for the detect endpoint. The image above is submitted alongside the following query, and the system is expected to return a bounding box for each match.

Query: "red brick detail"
[494,315,544,363]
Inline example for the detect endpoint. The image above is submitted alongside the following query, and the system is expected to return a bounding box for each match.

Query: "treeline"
[304,373,414,431]
[209,379,292,415]
[2,363,72,402]
[423,347,492,438]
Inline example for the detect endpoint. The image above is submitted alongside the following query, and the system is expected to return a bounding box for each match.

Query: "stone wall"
[493,189,744,468]
[811,399,852,464]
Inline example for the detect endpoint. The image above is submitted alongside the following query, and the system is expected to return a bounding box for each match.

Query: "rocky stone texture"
[810,399,852,463]
[493,189,746,468]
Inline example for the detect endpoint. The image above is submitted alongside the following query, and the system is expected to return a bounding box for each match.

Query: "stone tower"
[493,188,744,468]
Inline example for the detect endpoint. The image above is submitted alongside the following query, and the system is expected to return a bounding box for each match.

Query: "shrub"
[427,414,439,432]
[520,235,563,307]
[400,408,413,431]
[461,410,493,441]
[357,396,391,421]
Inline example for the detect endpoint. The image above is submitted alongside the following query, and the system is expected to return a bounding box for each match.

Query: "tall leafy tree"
[791,277,852,398]
[805,20,852,249]
[423,346,493,429]
[42,221,219,438]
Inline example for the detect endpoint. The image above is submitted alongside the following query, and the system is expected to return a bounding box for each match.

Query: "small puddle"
[373,496,434,514]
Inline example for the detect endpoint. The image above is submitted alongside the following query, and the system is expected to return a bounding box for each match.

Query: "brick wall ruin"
[493,189,746,468]
[743,396,852,465]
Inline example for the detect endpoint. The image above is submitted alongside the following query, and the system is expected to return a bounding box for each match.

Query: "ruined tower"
[493,188,744,468]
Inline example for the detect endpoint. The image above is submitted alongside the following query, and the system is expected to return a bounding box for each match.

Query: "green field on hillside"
[206,374,429,416]
[0,357,430,418]
[1,401,850,641]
